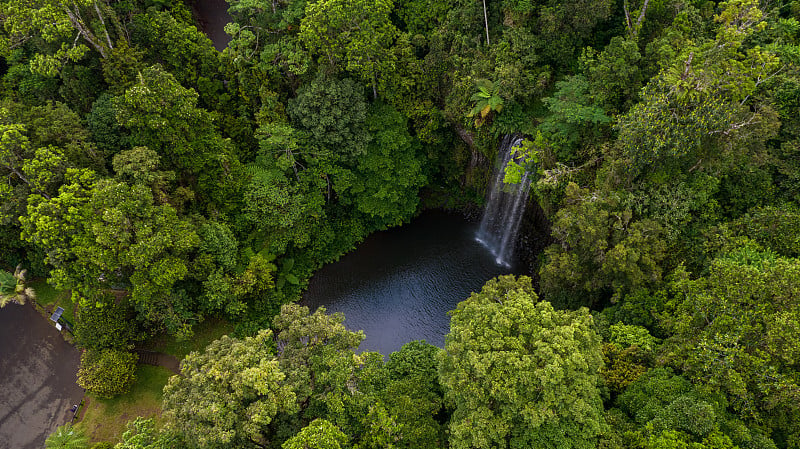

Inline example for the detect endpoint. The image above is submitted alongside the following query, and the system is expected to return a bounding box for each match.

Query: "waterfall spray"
[475,135,532,267]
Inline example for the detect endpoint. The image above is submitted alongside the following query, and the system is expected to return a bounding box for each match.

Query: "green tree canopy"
[20,172,201,334]
[663,243,800,439]
[287,73,370,162]
[163,329,297,449]
[438,275,606,449]
[299,0,398,96]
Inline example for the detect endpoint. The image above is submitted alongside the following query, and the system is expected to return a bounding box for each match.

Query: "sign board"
[55,323,62,331]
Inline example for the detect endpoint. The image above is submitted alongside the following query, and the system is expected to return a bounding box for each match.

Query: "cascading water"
[475,135,532,267]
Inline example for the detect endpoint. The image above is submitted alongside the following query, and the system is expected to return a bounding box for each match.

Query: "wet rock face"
[475,135,532,267]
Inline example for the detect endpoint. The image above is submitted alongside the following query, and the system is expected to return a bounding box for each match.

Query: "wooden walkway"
[134,350,181,374]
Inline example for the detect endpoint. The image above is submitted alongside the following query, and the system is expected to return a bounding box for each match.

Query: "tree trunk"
[482,0,490,46]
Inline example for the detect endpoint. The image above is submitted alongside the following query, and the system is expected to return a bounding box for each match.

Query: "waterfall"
[475,135,532,267]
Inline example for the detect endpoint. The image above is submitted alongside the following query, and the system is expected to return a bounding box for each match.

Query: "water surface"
[302,210,518,356]
[194,0,233,51]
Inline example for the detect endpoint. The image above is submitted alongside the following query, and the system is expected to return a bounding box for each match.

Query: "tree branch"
[482,0,490,46]
[93,0,114,51]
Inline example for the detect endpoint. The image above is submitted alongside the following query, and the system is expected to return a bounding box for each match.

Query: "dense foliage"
[5,0,800,446]
[77,348,138,398]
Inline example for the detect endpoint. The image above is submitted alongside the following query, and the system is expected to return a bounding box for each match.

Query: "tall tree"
[438,275,605,449]
[162,304,394,449]
[663,243,800,441]
[281,419,349,449]
[299,0,398,97]
[20,172,201,334]
[287,73,370,162]
[0,0,124,74]
[163,329,297,449]
[113,65,243,210]
[345,102,426,227]
[539,182,667,308]
[616,0,780,176]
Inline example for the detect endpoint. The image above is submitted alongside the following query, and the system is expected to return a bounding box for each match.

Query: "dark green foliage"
[540,183,667,307]
[617,368,698,428]
[87,93,129,159]
[615,368,778,448]
[663,245,800,439]
[101,40,145,91]
[6,0,800,445]
[74,295,139,351]
[5,99,102,170]
[719,206,800,258]
[58,60,105,114]
[129,9,220,97]
[287,74,370,162]
[243,166,326,254]
[2,59,60,104]
[198,221,239,272]
[383,341,445,448]
[113,64,243,210]
[539,74,611,162]
[583,36,643,113]
[113,65,218,173]
[299,0,397,94]
[345,102,426,226]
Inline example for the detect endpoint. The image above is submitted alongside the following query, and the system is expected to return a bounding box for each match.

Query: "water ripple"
[301,210,520,356]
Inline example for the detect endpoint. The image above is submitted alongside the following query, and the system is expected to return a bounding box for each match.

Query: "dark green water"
[301,210,519,356]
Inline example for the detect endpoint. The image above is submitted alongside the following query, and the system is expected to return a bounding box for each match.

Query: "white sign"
[55,323,62,331]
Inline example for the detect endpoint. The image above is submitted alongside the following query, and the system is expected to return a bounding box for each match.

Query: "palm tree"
[467,79,504,127]
[0,265,35,307]
[45,424,89,449]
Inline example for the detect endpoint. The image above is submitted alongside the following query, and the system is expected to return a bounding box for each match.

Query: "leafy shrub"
[90,443,114,449]
[77,349,138,398]
[74,295,138,351]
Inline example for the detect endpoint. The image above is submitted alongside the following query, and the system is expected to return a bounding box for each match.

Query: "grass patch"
[145,316,234,360]
[58,295,77,323]
[29,279,77,327]
[30,279,69,308]
[77,364,173,444]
